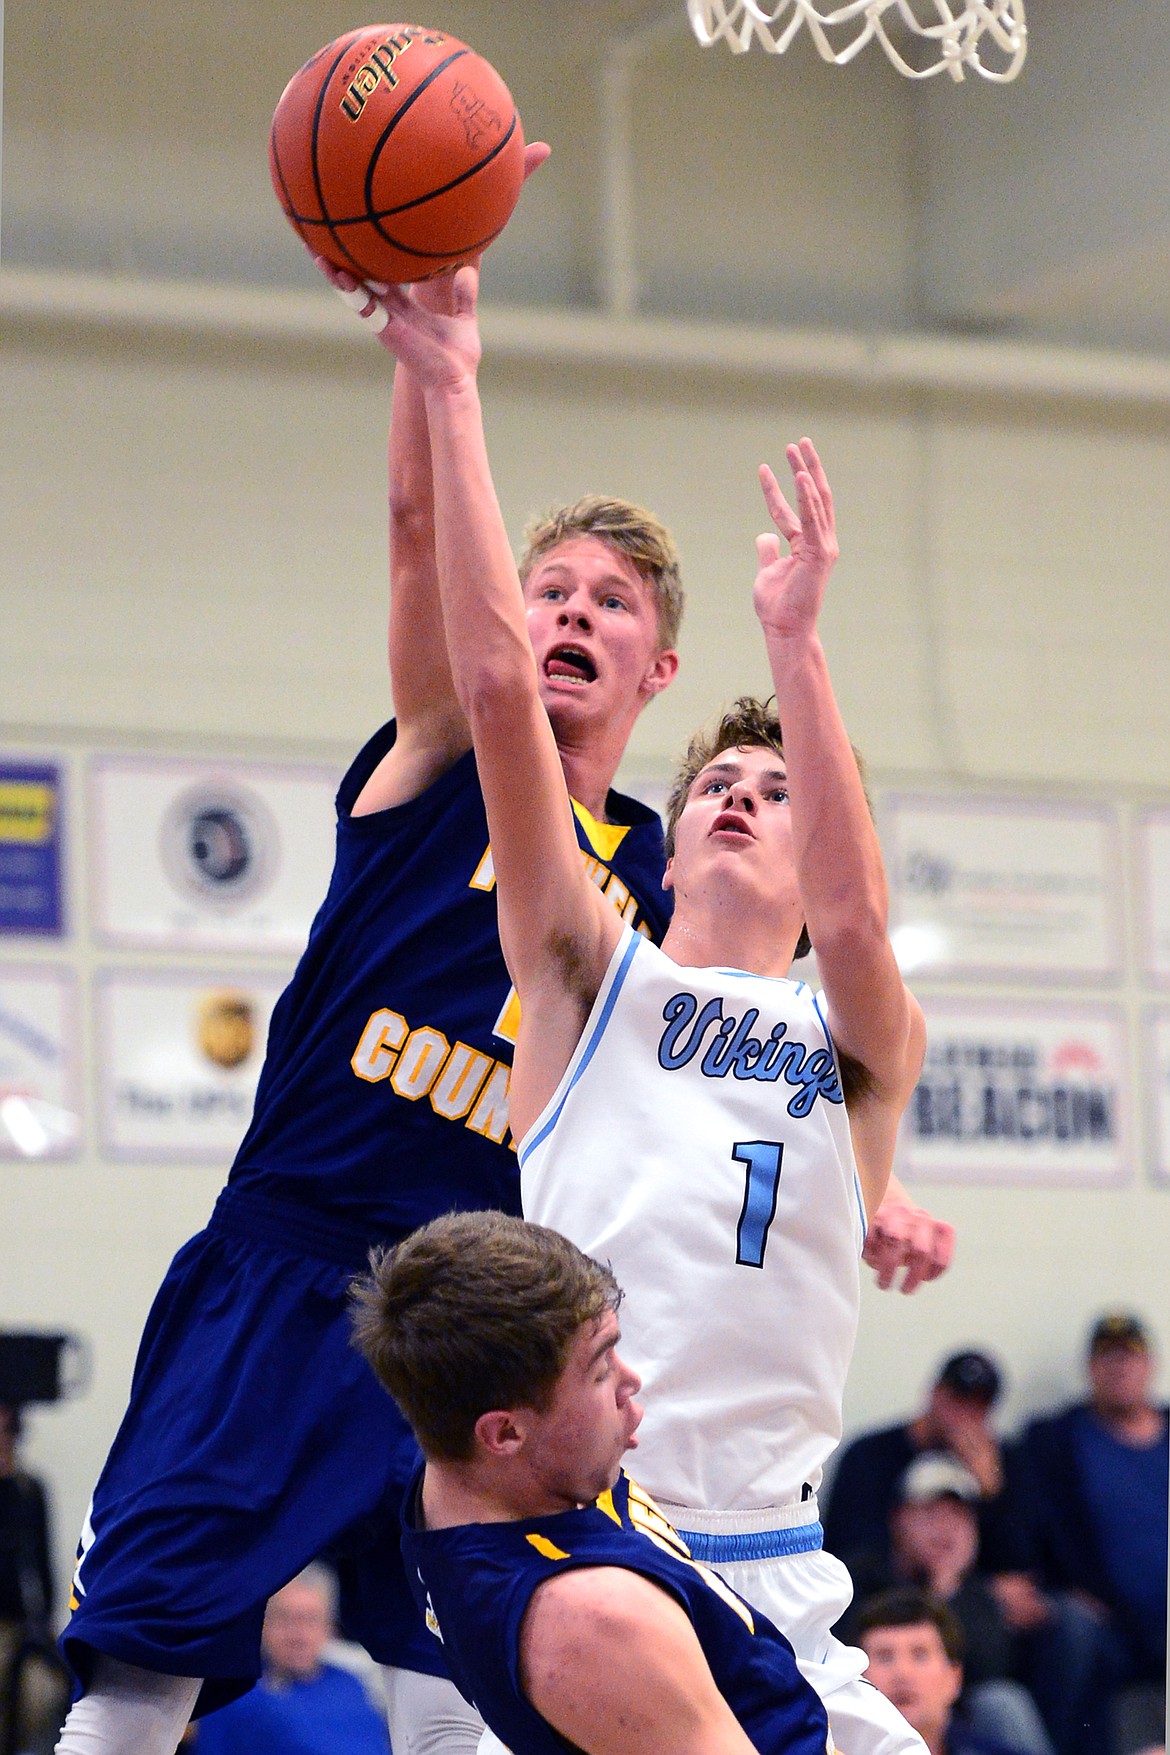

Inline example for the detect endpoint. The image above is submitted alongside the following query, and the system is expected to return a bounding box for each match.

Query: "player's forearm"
[764,626,888,947]
[423,374,541,713]
[386,360,459,723]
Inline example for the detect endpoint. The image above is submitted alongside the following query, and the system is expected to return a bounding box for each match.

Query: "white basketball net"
[688,0,1027,81]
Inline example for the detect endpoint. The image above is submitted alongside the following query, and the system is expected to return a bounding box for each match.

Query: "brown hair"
[855,1588,965,1667]
[663,695,872,964]
[518,495,684,650]
[350,1211,621,1462]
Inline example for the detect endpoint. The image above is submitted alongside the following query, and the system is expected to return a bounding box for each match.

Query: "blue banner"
[0,761,65,936]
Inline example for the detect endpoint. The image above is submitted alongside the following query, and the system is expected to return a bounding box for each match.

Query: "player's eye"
[600,593,627,611]
[701,778,728,795]
[768,787,790,803]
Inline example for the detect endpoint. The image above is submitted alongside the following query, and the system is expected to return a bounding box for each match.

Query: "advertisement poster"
[1144,1010,1170,1184]
[0,760,65,937]
[0,966,80,1158]
[884,795,1120,983]
[1137,808,1170,985]
[898,998,1129,1185]
[89,755,338,954]
[96,969,287,1162]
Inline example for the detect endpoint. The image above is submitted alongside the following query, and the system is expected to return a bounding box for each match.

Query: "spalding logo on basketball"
[269,23,527,283]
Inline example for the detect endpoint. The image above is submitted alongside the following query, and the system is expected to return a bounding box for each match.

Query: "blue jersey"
[228,721,671,1233]
[401,1469,831,1755]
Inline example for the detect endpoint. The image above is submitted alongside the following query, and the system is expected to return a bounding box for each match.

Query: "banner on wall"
[1137,808,1170,985]
[95,969,287,1162]
[883,795,1121,983]
[1143,1010,1170,1184]
[0,966,80,1158]
[0,760,65,937]
[898,998,1129,1185]
[89,756,338,954]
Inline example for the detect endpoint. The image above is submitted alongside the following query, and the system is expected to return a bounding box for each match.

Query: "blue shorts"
[62,1187,442,1715]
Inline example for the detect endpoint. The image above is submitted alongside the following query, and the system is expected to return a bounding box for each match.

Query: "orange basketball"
[269,24,526,284]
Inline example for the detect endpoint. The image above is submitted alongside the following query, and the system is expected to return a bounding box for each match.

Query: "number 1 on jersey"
[733,1140,784,1268]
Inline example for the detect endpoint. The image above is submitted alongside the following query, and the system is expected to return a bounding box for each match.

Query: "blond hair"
[519,495,683,650]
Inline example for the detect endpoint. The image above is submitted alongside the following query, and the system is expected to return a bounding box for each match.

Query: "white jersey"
[519,923,866,1512]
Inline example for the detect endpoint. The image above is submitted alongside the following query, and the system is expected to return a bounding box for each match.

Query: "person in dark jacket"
[1017,1312,1168,1755]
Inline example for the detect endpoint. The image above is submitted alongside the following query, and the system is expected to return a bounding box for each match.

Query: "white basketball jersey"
[519,924,865,1512]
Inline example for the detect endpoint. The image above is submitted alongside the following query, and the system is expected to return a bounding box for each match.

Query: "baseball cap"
[936,1349,1002,1407]
[898,1453,981,1506]
[1088,1311,1150,1354]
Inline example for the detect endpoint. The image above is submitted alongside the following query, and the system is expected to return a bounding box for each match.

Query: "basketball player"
[351,1208,835,1755]
[366,265,943,1755]
[54,151,685,1755]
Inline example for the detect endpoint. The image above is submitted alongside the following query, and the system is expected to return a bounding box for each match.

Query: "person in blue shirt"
[351,1208,833,1755]
[196,1567,389,1755]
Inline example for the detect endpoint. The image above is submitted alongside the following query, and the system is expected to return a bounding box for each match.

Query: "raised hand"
[317,258,483,391]
[313,138,550,358]
[753,437,839,640]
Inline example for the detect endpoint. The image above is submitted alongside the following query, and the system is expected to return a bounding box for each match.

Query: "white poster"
[96,969,287,1161]
[884,795,1121,983]
[0,965,80,1158]
[1137,808,1170,985]
[89,755,339,954]
[899,998,1129,1185]
[1144,1010,1170,1185]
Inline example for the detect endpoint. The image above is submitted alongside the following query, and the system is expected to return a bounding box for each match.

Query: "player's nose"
[729,782,757,813]
[556,590,593,629]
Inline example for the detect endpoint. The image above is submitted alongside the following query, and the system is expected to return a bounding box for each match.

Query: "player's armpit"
[520,1567,758,1755]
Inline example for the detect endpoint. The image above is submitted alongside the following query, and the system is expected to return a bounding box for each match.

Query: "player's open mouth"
[710,813,754,838]
[544,644,597,685]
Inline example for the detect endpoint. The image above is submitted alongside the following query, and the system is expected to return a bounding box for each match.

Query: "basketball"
[269,24,526,284]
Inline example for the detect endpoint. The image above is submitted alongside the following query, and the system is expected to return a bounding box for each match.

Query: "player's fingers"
[452,263,480,318]
[759,463,799,540]
[523,141,552,181]
[918,1218,956,1283]
[756,532,783,568]
[861,1226,902,1290]
[798,437,834,518]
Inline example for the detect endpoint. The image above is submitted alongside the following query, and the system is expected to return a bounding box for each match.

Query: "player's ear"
[474,1409,525,1457]
[661,855,675,895]
[639,647,679,702]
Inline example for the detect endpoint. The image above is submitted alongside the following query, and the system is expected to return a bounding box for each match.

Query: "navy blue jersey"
[229,722,671,1232]
[402,1469,831,1755]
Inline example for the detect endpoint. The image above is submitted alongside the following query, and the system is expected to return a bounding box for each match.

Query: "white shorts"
[659,1497,927,1755]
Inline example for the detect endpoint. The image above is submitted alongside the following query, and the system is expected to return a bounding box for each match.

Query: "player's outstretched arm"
[362,265,623,1099]
[320,142,549,815]
[521,1567,762,1755]
[754,439,923,1214]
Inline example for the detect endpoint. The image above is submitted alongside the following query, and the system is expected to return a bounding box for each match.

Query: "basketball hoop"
[687,0,1027,81]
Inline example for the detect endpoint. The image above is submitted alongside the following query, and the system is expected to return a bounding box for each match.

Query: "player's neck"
[420,1461,572,1529]
[661,893,802,979]
[553,722,627,823]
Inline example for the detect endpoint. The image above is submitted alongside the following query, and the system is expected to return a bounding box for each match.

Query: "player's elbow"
[810,896,889,964]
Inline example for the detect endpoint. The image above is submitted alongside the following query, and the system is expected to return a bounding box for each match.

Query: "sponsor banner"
[1137,808,1170,986]
[95,969,287,1161]
[89,755,338,954]
[884,795,1120,983]
[0,966,80,1158]
[1144,1010,1170,1184]
[0,760,65,937]
[899,998,1129,1185]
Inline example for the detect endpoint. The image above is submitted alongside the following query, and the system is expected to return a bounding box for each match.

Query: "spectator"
[857,1587,1035,1755]
[0,1401,68,1754]
[194,1565,391,1755]
[825,1350,1022,1575]
[839,1455,1052,1755]
[1017,1311,1168,1755]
